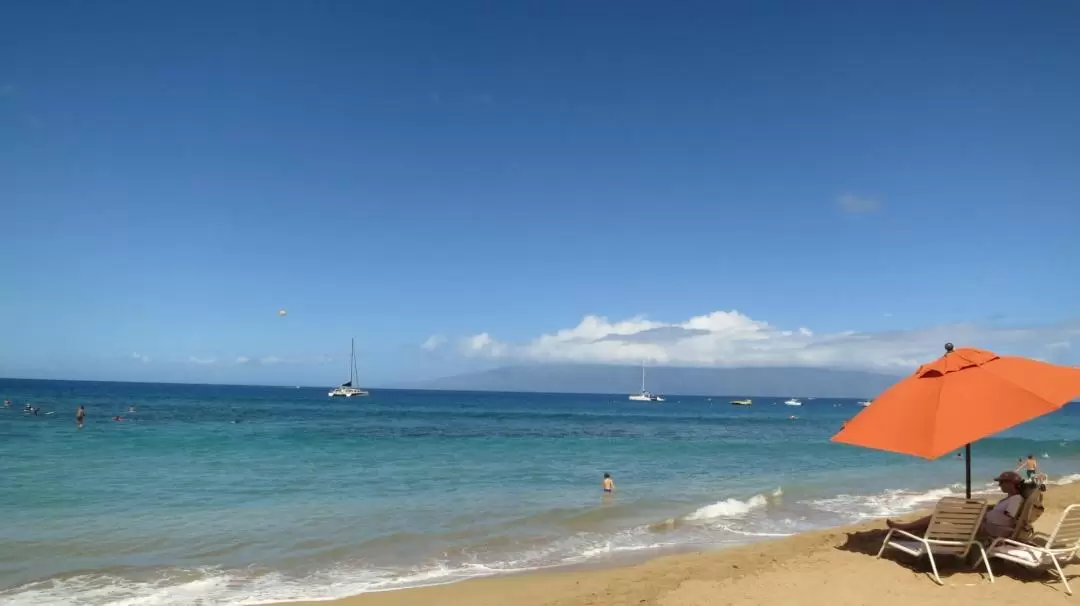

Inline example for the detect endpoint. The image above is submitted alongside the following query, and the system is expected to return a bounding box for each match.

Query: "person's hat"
[994,471,1023,484]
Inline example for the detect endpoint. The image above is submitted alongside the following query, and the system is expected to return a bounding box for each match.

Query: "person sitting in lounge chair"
[886,471,1024,539]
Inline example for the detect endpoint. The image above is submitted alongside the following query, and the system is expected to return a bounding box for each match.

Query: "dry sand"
[280,482,1080,606]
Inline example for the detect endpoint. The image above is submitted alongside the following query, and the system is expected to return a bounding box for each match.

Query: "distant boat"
[730,399,753,406]
[328,338,369,398]
[628,363,664,402]
[784,398,803,407]
[858,400,872,408]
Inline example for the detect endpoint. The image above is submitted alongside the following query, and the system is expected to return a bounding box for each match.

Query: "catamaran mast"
[350,338,357,385]
[641,363,646,392]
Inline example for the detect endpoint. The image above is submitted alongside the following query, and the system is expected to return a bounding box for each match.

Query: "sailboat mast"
[350,338,356,384]
[641,363,645,392]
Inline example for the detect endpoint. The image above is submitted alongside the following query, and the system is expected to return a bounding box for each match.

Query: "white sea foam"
[1052,473,1080,486]
[714,523,794,538]
[686,494,768,520]
[578,541,674,559]
[807,485,961,522]
[0,565,505,606]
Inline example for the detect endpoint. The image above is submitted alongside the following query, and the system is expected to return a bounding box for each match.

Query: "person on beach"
[603,473,615,493]
[886,471,1024,538]
[76,406,85,428]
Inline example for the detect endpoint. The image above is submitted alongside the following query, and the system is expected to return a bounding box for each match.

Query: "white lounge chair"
[988,503,1080,595]
[877,497,993,585]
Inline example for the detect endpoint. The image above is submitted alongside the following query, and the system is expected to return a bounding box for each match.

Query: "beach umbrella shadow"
[835,529,976,583]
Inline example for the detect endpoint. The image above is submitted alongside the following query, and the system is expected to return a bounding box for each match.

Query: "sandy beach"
[281,482,1080,606]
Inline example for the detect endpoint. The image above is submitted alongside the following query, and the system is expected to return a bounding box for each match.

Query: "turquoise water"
[1,379,1077,605]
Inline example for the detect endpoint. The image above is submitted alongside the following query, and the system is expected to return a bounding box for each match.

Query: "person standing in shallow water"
[1024,454,1039,480]
[602,473,615,493]
[76,406,85,428]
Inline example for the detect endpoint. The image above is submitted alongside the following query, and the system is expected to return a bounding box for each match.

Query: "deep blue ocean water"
[1,379,1077,605]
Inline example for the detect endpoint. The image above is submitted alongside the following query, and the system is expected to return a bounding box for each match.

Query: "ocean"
[1,379,1076,605]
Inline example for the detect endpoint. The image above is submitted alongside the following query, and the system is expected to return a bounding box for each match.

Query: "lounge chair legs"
[1051,557,1072,596]
[876,530,894,558]
[927,552,943,586]
[974,543,995,583]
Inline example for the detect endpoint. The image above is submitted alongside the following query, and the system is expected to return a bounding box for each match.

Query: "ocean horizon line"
[0,376,892,400]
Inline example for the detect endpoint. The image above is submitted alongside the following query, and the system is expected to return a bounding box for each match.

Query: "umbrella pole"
[965,443,972,498]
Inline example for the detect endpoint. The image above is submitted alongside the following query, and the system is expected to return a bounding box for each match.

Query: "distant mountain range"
[410,364,901,398]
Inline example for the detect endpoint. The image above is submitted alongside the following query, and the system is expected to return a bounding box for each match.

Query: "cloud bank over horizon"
[454,310,1079,371]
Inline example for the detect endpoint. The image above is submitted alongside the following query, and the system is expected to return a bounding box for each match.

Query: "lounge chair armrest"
[994,538,1032,549]
[923,538,972,546]
[1043,547,1080,556]
[888,529,926,542]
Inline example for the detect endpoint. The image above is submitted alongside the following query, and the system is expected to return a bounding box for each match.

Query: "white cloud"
[421,335,447,351]
[457,310,1080,372]
[837,193,882,213]
[131,352,151,364]
[235,356,251,365]
[188,356,217,365]
[461,332,508,357]
[260,356,282,365]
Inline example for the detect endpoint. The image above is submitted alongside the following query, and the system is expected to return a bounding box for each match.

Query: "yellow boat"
[729,399,752,406]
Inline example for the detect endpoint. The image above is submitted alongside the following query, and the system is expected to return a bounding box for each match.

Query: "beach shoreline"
[275,481,1080,606]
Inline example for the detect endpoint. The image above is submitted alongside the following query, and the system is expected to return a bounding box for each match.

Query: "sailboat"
[628,363,664,402]
[328,338,369,398]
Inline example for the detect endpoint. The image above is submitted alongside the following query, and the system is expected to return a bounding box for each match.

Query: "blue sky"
[2,2,1078,385]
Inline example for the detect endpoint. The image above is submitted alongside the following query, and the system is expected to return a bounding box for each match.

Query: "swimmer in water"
[602,473,615,493]
[76,406,85,428]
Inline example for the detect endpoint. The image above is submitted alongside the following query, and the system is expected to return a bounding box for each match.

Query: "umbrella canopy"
[833,344,1080,496]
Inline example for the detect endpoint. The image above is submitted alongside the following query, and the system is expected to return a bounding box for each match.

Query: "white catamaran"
[628,363,664,402]
[328,338,369,398]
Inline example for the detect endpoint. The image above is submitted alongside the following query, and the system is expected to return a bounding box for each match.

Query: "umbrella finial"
[944,342,955,354]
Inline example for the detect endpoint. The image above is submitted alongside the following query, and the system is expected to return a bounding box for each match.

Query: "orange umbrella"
[833,343,1080,497]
